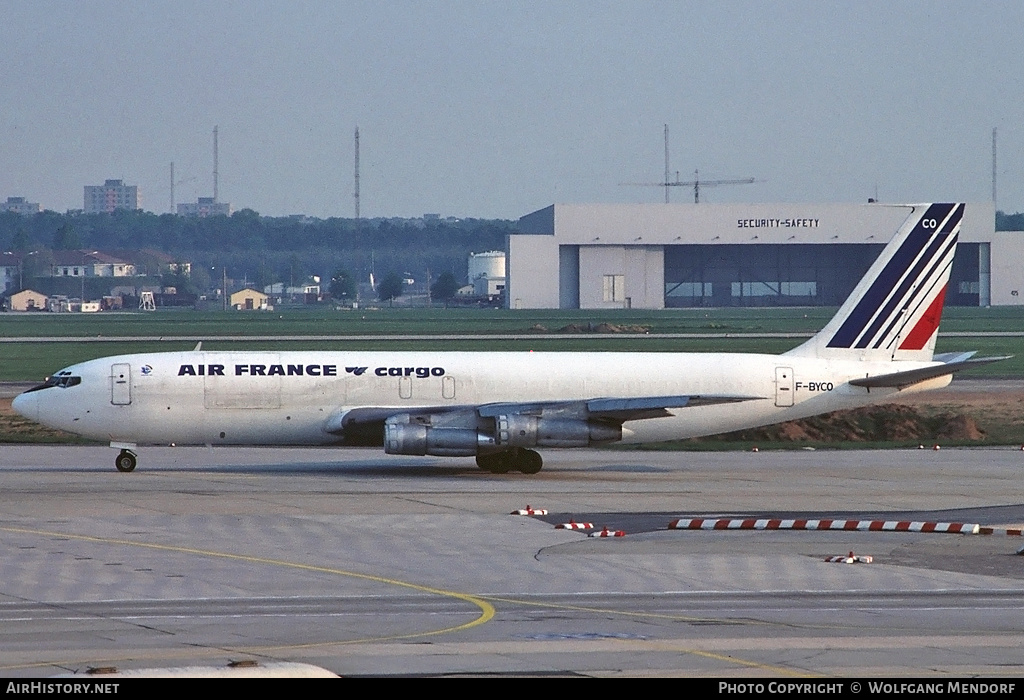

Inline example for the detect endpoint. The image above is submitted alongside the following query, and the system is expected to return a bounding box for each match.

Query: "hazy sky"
[2,1,1023,219]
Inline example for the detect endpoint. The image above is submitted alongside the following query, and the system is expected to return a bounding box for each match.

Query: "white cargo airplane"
[13,203,1006,474]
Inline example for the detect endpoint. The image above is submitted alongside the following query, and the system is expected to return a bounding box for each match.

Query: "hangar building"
[508,202,1023,309]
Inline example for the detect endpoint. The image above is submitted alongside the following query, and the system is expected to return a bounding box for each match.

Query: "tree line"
[0,209,513,294]
[996,211,1024,231]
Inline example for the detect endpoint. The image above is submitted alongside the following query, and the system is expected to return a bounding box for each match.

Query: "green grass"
[0,306,837,337]
[9,304,1024,336]
[1,304,1022,337]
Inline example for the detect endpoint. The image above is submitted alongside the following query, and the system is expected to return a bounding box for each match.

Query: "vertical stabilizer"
[785,203,963,362]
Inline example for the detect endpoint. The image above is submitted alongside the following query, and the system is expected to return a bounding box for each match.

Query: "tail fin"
[785,203,963,362]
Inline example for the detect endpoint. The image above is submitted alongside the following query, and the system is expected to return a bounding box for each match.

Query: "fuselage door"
[111,363,131,405]
[775,366,794,407]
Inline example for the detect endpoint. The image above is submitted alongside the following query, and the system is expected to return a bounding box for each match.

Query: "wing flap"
[478,394,763,421]
[584,394,764,421]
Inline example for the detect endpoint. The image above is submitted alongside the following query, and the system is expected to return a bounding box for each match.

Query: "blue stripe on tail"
[826,203,960,349]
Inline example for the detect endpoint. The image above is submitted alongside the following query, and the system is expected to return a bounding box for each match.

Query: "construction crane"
[622,168,758,203]
[667,169,757,204]
[169,162,198,213]
[621,125,759,203]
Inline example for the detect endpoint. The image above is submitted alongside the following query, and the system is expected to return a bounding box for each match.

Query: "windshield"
[23,371,82,393]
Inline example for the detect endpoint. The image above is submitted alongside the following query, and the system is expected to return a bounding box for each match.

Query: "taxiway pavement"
[1,445,1023,677]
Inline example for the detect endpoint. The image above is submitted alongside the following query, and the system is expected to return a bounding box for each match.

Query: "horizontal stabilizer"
[932,351,977,364]
[848,355,1011,389]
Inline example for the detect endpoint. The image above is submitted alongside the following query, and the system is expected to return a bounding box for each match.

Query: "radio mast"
[992,127,997,207]
[213,125,219,203]
[663,124,670,203]
[354,126,361,220]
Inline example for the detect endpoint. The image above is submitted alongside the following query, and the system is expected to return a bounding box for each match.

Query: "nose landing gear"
[115,449,138,473]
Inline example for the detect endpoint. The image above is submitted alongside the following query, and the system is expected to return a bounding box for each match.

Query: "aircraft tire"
[115,450,137,473]
[491,451,513,474]
[477,449,541,474]
[476,452,503,473]
[476,451,514,474]
[519,449,543,474]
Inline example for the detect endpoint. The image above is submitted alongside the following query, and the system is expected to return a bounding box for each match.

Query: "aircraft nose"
[11,391,37,421]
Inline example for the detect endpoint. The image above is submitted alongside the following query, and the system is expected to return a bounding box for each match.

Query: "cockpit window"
[23,371,81,393]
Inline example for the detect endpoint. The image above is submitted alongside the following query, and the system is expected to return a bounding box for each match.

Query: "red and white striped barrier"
[668,518,980,534]
[556,521,594,530]
[511,506,548,516]
[589,527,625,538]
[977,526,1024,536]
[824,551,873,564]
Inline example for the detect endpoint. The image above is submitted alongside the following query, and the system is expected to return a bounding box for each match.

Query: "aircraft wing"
[478,394,764,422]
[325,393,764,436]
[848,355,1012,389]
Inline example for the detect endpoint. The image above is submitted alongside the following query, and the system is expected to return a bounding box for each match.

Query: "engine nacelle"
[384,415,495,456]
[496,414,621,448]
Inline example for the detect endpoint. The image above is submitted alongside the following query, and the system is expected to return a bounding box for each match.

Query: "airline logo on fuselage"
[373,366,445,377]
[178,363,338,376]
[176,363,446,378]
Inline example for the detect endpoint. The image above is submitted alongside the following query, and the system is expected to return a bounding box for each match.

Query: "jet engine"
[383,414,494,456]
[382,412,621,457]
[494,414,621,448]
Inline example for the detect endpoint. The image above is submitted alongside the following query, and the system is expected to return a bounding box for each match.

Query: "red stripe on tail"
[899,284,947,351]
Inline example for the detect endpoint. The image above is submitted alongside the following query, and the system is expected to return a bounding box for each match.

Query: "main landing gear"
[115,449,138,473]
[476,448,543,475]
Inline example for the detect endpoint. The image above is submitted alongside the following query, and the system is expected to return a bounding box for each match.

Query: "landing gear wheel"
[476,449,543,474]
[519,449,543,474]
[115,449,137,473]
[476,451,512,474]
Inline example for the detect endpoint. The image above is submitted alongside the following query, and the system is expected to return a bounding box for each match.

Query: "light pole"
[80,251,98,307]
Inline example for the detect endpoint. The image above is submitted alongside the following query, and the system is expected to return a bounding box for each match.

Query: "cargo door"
[111,363,131,405]
[775,366,794,407]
